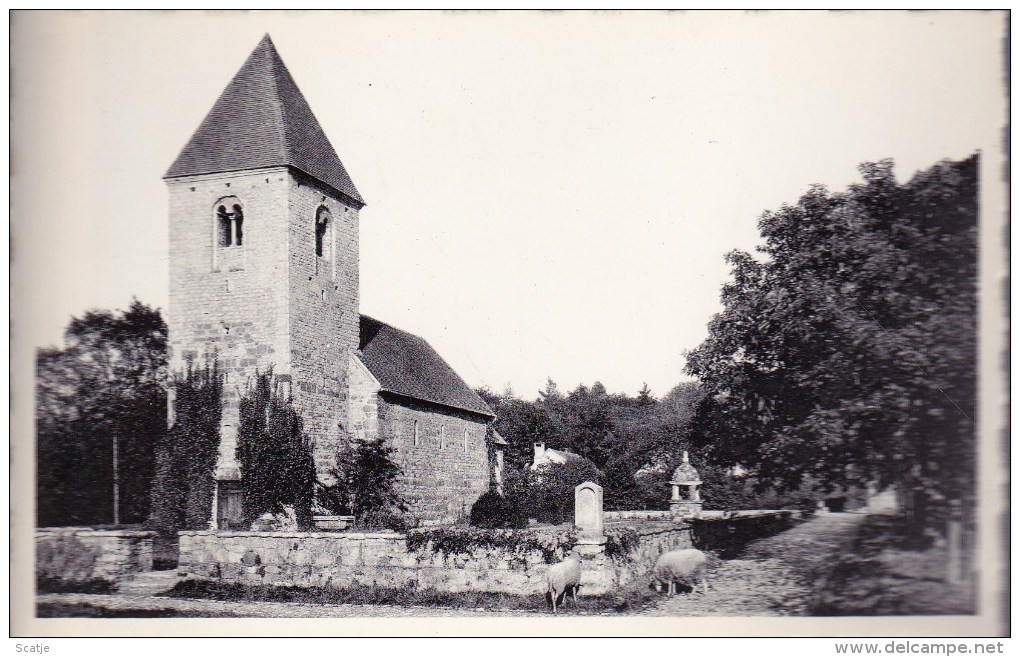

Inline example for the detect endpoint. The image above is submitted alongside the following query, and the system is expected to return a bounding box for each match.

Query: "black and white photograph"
[9,9,1010,642]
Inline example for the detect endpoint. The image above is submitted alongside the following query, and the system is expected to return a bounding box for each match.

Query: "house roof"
[358,315,494,418]
[531,446,582,470]
[164,34,364,206]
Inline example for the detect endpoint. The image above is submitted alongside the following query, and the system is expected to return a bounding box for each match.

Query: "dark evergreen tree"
[148,361,223,540]
[236,371,317,529]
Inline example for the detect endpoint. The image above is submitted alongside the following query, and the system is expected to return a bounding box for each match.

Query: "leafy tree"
[317,438,406,523]
[36,300,167,526]
[685,156,977,530]
[236,371,316,529]
[482,386,565,471]
[525,456,605,524]
[562,383,616,470]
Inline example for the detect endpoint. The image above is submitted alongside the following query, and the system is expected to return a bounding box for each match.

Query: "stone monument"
[669,451,703,517]
[574,481,605,541]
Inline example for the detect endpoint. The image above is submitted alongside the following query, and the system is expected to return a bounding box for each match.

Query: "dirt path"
[645,511,870,616]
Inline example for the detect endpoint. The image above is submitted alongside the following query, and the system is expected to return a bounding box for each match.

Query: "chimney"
[534,442,545,463]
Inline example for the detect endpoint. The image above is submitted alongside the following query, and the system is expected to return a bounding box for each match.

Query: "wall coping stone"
[179,530,406,540]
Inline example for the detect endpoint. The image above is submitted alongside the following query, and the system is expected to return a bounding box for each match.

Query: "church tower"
[164,35,364,527]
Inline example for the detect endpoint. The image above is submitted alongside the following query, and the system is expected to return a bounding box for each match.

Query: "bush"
[603,526,640,562]
[469,491,528,529]
[357,507,416,532]
[316,438,406,523]
[406,526,577,565]
[523,457,604,524]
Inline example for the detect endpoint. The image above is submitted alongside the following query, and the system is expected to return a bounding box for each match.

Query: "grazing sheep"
[546,549,582,614]
[652,548,709,596]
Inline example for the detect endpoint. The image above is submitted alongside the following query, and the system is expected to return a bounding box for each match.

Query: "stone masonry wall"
[347,353,380,444]
[167,168,294,479]
[287,173,361,482]
[169,167,363,492]
[377,396,490,525]
[36,528,154,583]
[179,530,546,594]
[608,522,694,588]
[178,522,692,595]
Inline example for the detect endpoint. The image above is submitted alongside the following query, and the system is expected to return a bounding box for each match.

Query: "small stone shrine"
[670,451,703,517]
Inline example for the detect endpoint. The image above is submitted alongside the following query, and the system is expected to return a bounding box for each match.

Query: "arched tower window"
[315,207,331,258]
[314,206,335,279]
[217,202,244,247]
[212,197,245,272]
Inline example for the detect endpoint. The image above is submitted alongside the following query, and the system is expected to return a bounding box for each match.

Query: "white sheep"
[546,549,582,614]
[652,548,709,596]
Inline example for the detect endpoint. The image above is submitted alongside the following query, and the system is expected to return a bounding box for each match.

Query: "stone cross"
[574,481,605,540]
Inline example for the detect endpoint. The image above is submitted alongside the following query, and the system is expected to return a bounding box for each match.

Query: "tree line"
[35,154,976,535]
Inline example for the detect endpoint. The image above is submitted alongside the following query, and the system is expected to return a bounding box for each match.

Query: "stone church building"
[164,35,496,528]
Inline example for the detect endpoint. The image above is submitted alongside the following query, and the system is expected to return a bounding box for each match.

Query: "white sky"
[10,10,1006,399]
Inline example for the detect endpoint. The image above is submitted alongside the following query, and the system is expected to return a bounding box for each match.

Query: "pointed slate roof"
[358,315,495,418]
[165,35,364,206]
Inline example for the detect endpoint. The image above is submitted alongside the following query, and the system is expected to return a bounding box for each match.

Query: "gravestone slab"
[574,481,605,540]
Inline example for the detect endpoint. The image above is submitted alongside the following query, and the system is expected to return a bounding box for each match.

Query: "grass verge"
[36,576,116,595]
[162,578,663,615]
[37,602,236,618]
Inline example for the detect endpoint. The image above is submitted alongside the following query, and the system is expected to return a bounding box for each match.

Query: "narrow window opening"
[232,205,244,246]
[440,425,446,449]
[216,202,244,248]
[463,429,469,453]
[315,209,330,258]
[217,206,231,247]
[413,420,419,447]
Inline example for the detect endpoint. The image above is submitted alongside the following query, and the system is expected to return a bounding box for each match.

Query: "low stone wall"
[691,510,805,559]
[180,530,554,594]
[604,510,673,521]
[36,527,155,583]
[178,522,695,596]
[606,522,693,588]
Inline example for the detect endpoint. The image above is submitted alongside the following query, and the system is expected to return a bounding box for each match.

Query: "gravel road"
[646,511,868,616]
